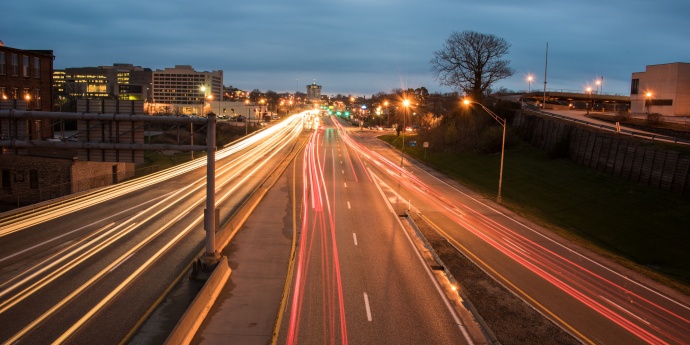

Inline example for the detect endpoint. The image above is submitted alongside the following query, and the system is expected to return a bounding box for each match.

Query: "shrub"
[646,112,662,124]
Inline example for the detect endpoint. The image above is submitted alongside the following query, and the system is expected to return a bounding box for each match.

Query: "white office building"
[152,65,223,115]
[630,62,690,116]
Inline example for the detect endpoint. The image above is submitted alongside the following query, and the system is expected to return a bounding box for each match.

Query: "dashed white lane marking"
[363,292,372,321]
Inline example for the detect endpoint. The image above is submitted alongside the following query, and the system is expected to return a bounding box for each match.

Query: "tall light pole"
[463,99,507,204]
[384,101,389,126]
[245,99,250,135]
[596,79,602,95]
[400,99,410,167]
[200,85,207,116]
[646,92,653,114]
[586,87,592,114]
[527,75,533,93]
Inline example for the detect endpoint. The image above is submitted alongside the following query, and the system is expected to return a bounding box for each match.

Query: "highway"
[333,116,690,345]
[0,114,306,344]
[277,116,473,344]
[2,110,689,344]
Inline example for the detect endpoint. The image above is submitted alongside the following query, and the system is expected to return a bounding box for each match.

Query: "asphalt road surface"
[276,116,473,345]
[0,114,306,344]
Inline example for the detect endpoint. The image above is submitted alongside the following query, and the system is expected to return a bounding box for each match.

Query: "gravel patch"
[409,213,580,345]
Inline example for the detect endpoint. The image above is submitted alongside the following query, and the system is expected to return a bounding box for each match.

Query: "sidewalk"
[191,170,294,344]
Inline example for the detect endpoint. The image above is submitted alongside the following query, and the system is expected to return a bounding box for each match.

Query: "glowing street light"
[200,85,207,116]
[400,99,411,167]
[245,99,250,135]
[596,79,601,94]
[586,87,592,114]
[463,99,507,204]
[646,92,653,114]
[384,101,389,126]
[527,75,533,93]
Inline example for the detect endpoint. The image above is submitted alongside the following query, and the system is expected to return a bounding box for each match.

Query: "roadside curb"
[164,256,231,345]
[404,210,500,345]
[162,132,310,345]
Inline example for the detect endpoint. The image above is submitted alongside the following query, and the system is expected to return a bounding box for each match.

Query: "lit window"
[34,89,41,109]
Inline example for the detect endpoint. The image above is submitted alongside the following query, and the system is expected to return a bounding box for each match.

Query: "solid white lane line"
[353,233,358,246]
[347,202,351,209]
[363,292,372,321]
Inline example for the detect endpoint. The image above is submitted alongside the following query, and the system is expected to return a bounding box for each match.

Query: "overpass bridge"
[521,90,630,112]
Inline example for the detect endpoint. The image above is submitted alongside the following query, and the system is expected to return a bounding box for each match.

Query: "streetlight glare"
[403,99,410,107]
[460,99,507,204]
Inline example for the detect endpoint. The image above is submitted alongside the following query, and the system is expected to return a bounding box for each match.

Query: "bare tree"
[431,31,515,99]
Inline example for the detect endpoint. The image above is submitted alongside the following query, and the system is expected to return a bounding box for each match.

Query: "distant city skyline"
[3,0,689,97]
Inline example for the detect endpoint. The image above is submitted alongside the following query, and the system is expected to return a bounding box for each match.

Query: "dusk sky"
[2,0,689,97]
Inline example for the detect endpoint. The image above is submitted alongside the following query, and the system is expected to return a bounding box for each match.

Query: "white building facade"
[630,62,690,116]
[151,65,223,115]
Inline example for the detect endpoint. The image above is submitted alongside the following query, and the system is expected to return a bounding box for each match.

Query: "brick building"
[0,42,135,209]
[0,40,54,112]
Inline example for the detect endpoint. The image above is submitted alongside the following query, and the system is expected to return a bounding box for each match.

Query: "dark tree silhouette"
[431,30,515,99]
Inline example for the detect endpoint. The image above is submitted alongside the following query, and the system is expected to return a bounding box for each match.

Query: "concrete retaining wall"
[513,112,690,195]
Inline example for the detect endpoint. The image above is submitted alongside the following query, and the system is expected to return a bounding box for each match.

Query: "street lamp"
[646,92,652,114]
[527,75,533,93]
[586,87,592,114]
[400,99,410,167]
[245,99,250,135]
[384,101,389,126]
[596,79,601,94]
[463,99,507,204]
[200,86,207,116]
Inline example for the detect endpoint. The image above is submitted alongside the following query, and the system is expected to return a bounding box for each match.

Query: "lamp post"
[400,99,410,167]
[586,87,592,114]
[245,99,250,135]
[384,101,389,126]
[200,85,207,116]
[646,92,652,114]
[596,79,601,95]
[527,75,533,93]
[463,99,507,204]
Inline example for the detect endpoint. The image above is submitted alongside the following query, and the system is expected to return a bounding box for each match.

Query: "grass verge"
[380,134,690,294]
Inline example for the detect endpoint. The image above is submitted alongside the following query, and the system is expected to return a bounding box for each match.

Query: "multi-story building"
[152,65,223,115]
[630,62,690,116]
[53,63,152,111]
[0,41,54,112]
[1,44,135,208]
[307,81,321,102]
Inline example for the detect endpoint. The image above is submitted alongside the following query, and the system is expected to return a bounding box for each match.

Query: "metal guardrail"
[525,106,690,146]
